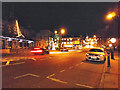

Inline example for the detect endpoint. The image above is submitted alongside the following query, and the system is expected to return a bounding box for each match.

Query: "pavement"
[99,51,119,88]
[1,49,120,89]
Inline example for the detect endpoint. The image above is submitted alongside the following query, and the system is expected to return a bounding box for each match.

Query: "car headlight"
[99,55,103,57]
[86,53,89,56]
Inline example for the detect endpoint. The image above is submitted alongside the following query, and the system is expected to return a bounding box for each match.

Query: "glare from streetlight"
[60,29,65,35]
[110,38,116,43]
[106,12,116,20]
[93,35,96,38]
[54,30,58,34]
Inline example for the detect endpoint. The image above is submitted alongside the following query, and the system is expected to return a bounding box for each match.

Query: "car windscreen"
[89,49,103,52]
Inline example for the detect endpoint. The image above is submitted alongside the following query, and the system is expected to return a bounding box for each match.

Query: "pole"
[59,33,61,51]
[107,52,111,67]
[111,46,114,59]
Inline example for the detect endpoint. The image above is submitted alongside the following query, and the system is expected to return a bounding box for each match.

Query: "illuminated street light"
[60,28,65,35]
[106,12,116,20]
[54,30,58,34]
[109,44,112,47]
[93,35,96,38]
[110,38,116,43]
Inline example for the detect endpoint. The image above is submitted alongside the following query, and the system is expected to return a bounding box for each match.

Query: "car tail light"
[30,50,43,53]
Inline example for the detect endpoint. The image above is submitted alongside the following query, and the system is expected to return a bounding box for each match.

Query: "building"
[61,37,82,49]
[34,30,53,49]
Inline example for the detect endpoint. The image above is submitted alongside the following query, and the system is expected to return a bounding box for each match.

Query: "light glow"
[54,30,58,34]
[106,12,116,20]
[60,29,65,34]
[110,38,116,43]
[31,50,43,53]
[109,44,112,47]
[34,48,40,49]
[15,20,25,38]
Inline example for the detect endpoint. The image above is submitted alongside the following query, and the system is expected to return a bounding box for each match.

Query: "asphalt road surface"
[2,50,106,88]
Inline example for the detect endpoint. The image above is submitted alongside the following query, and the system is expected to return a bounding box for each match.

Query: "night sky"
[2,2,118,37]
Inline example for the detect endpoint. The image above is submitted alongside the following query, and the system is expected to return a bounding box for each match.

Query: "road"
[2,50,106,88]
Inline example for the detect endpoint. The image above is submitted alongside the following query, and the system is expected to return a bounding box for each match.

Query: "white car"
[86,48,106,62]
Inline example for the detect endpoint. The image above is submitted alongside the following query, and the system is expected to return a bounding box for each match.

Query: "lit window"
[62,38,63,40]
[64,38,66,40]
[67,42,69,44]
[55,39,56,41]
[67,39,69,41]
[70,42,72,44]
[64,42,66,44]
[70,38,72,41]
[62,42,64,44]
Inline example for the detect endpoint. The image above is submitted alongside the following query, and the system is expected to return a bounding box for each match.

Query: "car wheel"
[86,59,88,61]
[104,57,106,61]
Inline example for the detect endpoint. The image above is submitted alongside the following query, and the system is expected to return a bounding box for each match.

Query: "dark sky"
[2,2,118,37]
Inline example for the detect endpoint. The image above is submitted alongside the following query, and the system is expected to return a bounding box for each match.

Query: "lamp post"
[105,12,116,63]
[59,28,65,50]
[54,28,65,50]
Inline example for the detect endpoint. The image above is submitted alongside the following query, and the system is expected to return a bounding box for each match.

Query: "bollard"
[111,51,114,59]
[107,52,111,67]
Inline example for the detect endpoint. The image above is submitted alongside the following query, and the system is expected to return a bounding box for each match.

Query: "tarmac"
[1,49,120,89]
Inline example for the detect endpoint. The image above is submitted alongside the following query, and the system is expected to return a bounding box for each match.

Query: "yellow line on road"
[6,61,10,65]
[2,62,25,67]
[60,69,66,73]
[76,83,94,88]
[14,73,40,79]
[14,73,30,79]
[31,58,36,61]
[47,77,68,84]
[80,62,84,64]
[46,74,55,78]
[69,66,73,69]
[75,64,79,66]
[28,74,40,77]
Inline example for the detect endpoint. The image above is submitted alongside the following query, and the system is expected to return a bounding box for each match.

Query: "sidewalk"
[99,51,119,88]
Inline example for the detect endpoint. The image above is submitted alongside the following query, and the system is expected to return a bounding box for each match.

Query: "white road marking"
[60,69,66,73]
[76,83,94,88]
[14,73,40,79]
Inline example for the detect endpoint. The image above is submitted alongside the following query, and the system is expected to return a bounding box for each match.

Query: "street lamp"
[59,28,65,50]
[106,12,116,20]
[110,38,116,44]
[60,28,65,35]
[54,28,66,50]
[54,30,58,34]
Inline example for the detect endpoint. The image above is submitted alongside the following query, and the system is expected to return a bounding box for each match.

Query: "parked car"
[86,48,106,62]
[60,47,68,52]
[30,48,49,55]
